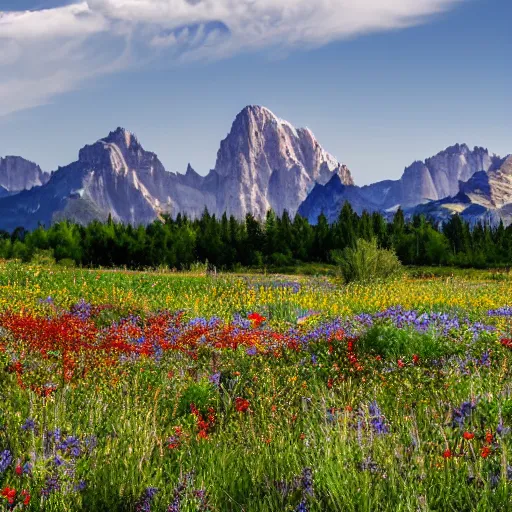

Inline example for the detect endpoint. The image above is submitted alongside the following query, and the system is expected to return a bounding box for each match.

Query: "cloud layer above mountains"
[0,0,463,115]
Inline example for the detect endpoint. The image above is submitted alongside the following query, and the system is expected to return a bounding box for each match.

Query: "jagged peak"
[495,155,512,175]
[186,163,198,176]
[233,105,301,138]
[440,143,471,154]
[238,105,274,117]
[403,143,492,175]
[431,143,493,159]
[0,156,47,181]
[101,127,140,150]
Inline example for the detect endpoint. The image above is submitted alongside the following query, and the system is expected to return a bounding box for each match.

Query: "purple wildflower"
[74,480,87,492]
[21,418,36,432]
[136,487,159,512]
[369,401,389,435]
[452,400,476,429]
[70,299,93,320]
[0,450,12,473]
[497,421,511,437]
[209,372,221,387]
[53,455,65,467]
[301,467,314,497]
[22,462,32,475]
[41,474,61,497]
[296,501,309,512]
[58,435,81,458]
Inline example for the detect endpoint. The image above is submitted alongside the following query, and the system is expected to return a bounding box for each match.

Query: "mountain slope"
[411,155,512,226]
[0,156,49,193]
[207,106,353,217]
[0,106,352,229]
[0,128,216,231]
[298,144,500,223]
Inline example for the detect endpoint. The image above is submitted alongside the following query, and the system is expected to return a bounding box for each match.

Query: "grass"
[0,263,512,510]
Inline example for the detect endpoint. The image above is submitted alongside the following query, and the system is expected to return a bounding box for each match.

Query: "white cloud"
[0,0,464,116]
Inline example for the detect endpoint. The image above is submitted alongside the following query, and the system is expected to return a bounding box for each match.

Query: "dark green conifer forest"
[1,204,511,269]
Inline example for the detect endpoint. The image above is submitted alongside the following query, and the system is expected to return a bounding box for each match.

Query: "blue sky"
[0,0,510,185]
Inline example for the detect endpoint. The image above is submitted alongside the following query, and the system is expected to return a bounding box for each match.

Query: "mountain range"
[298,144,508,224]
[0,105,509,230]
[0,106,353,231]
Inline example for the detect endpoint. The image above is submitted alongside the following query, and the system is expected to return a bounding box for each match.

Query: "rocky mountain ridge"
[0,106,353,230]
[1,105,509,229]
[298,144,507,224]
[0,156,49,194]
[410,155,512,226]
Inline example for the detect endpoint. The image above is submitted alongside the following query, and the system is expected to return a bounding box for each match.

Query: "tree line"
[0,204,511,269]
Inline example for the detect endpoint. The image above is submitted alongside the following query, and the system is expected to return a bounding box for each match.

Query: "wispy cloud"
[0,0,464,115]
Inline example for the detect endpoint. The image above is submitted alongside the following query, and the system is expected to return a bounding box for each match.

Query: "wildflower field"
[2,262,512,511]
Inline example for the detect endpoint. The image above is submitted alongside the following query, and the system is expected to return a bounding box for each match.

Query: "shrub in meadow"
[332,238,402,284]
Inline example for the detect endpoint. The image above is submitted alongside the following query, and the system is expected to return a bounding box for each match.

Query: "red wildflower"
[21,490,30,506]
[501,338,512,349]
[412,354,420,365]
[481,446,492,458]
[442,449,452,459]
[248,312,266,327]
[190,403,215,439]
[197,430,209,440]
[2,487,16,504]
[397,359,405,368]
[485,431,493,444]
[167,426,183,450]
[15,465,22,475]
[463,432,474,440]
[235,397,250,413]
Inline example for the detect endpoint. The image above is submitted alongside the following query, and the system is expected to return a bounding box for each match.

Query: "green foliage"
[358,324,461,360]
[177,380,217,417]
[0,207,511,271]
[57,257,76,268]
[332,238,403,283]
[30,248,56,266]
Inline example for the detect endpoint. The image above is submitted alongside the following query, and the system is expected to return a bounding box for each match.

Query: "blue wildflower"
[136,487,159,512]
[84,435,98,453]
[301,467,314,497]
[479,351,491,367]
[0,450,12,473]
[58,435,81,457]
[369,401,389,435]
[70,299,93,320]
[209,372,221,387]
[74,480,87,492]
[41,474,60,496]
[53,455,65,467]
[246,346,257,356]
[22,462,32,475]
[21,418,36,432]
[452,400,476,429]
[296,501,309,512]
